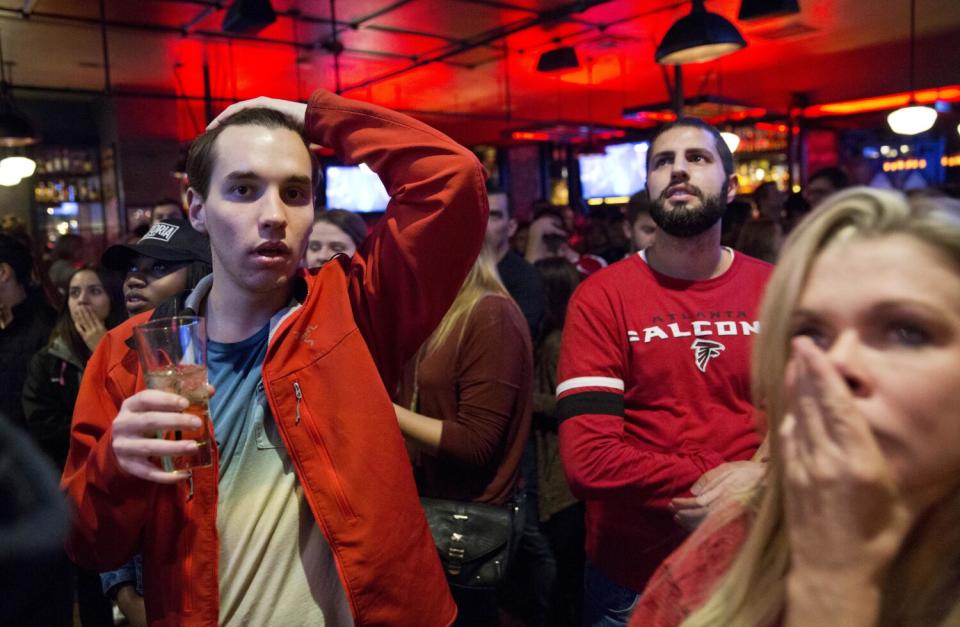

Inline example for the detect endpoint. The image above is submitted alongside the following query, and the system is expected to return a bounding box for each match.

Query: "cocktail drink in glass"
[133,316,213,471]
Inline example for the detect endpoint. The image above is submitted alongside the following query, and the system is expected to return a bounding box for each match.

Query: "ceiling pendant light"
[0,155,34,178]
[720,131,740,152]
[888,105,937,135]
[0,162,21,186]
[0,31,38,147]
[655,0,746,65]
[888,0,937,135]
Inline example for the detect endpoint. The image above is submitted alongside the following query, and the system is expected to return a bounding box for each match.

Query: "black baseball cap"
[102,219,212,272]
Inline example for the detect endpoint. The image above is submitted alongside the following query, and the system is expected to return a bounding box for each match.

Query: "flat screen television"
[324,164,390,213]
[578,141,649,199]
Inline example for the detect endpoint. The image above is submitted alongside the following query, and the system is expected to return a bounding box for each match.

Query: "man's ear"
[0,261,11,284]
[186,188,207,234]
[726,175,738,204]
[508,218,518,239]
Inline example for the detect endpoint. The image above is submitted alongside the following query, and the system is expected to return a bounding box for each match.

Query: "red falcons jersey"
[556,250,772,592]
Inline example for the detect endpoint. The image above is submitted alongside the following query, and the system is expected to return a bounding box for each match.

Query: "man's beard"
[650,182,727,238]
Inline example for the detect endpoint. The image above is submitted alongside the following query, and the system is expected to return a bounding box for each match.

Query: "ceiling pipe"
[0,7,412,62]
[8,82,548,124]
[98,0,111,93]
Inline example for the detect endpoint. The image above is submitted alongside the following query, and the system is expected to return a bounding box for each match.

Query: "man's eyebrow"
[685,148,714,158]
[223,170,259,181]
[221,172,312,185]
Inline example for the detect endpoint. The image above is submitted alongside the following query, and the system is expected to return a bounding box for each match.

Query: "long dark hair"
[533,257,581,345]
[49,266,125,363]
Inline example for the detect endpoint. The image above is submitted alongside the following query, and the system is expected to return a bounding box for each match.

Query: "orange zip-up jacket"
[60,89,488,626]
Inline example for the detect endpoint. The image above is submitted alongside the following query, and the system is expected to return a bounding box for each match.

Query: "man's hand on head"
[208,96,308,130]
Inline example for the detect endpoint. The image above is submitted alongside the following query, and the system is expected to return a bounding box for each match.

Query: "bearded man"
[556,118,774,626]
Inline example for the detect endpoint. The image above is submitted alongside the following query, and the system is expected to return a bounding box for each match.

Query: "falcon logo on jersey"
[691,339,725,372]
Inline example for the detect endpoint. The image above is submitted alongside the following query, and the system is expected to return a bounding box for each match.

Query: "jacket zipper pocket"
[292,381,357,522]
[293,382,303,424]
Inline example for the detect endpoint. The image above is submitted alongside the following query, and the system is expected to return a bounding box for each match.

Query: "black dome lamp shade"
[0,32,37,147]
[0,97,39,147]
[655,0,746,65]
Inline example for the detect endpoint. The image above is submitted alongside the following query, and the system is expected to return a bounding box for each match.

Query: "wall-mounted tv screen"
[324,164,390,213]
[578,141,649,199]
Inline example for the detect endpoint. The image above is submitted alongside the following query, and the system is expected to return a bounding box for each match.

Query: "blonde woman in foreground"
[630,187,960,627]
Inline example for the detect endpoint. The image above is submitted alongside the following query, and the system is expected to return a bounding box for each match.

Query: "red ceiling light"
[511,131,551,141]
[803,86,960,117]
[625,111,678,125]
[507,123,633,144]
[625,96,767,125]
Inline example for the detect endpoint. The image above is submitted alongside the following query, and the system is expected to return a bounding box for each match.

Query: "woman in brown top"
[395,248,533,626]
[395,247,533,506]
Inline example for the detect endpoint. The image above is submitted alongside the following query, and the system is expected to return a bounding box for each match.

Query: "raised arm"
[304,90,488,391]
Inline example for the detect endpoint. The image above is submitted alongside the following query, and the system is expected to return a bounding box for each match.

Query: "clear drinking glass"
[133,316,213,471]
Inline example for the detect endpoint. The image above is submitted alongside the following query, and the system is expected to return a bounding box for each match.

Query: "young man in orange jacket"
[61,90,488,626]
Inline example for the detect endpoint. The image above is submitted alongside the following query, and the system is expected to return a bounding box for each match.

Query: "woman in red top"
[632,188,960,627]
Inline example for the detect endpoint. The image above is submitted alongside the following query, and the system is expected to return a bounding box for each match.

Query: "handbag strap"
[409,344,423,413]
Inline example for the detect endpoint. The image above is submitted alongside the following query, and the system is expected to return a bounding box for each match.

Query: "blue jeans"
[582,560,639,627]
[100,553,143,597]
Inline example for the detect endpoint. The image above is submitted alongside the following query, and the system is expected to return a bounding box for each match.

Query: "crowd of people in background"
[2,93,960,627]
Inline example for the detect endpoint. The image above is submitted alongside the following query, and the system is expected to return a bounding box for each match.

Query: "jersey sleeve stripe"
[557,391,625,422]
[556,376,625,396]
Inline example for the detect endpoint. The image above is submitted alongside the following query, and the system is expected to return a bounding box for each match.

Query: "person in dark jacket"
[23,266,125,469]
[0,233,56,431]
[22,265,124,627]
[0,412,70,627]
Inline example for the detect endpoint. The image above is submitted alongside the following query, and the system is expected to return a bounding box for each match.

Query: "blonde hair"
[683,188,960,627]
[425,246,510,354]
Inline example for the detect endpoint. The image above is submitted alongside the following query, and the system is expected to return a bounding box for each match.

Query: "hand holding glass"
[133,316,213,471]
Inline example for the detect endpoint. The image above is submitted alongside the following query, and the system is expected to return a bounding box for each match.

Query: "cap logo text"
[141,223,180,243]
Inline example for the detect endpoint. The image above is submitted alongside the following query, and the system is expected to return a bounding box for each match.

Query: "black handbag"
[420,494,524,590]
[408,347,526,590]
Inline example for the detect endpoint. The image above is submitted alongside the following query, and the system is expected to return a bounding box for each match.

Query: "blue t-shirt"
[208,323,274,471]
[207,322,352,626]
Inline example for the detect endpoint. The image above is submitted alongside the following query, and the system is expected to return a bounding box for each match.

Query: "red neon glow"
[804,86,960,117]
[625,111,678,123]
[704,108,768,125]
[557,55,622,86]
[595,130,626,140]
[511,131,551,141]
[754,122,788,133]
